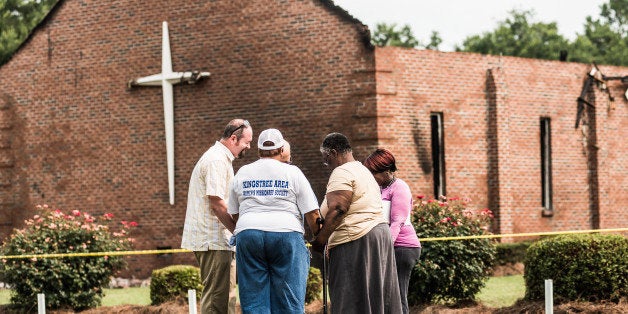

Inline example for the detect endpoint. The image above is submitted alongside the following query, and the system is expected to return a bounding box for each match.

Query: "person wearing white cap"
[227,128,321,313]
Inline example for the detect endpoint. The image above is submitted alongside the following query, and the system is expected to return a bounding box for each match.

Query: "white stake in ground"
[188,289,197,314]
[545,279,553,314]
[37,293,45,314]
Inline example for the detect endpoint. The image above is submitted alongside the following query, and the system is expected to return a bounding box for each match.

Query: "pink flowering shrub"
[0,205,137,311]
[408,196,496,305]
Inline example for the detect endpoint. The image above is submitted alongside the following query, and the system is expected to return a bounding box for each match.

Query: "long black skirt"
[328,223,402,314]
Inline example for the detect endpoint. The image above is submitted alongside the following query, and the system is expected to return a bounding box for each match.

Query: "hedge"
[524,233,628,302]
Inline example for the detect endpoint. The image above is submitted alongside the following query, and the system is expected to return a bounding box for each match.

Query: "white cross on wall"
[128,21,210,205]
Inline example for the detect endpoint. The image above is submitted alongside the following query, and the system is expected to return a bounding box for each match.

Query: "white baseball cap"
[257,128,285,150]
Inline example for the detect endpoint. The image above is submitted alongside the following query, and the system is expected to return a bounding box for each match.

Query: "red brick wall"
[375,47,628,237]
[594,66,628,230]
[0,0,376,277]
[375,48,497,210]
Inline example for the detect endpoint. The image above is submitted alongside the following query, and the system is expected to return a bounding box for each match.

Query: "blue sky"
[332,0,607,51]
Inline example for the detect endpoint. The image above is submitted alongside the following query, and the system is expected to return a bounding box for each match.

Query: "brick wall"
[0,0,376,277]
[375,47,627,237]
[593,71,628,230]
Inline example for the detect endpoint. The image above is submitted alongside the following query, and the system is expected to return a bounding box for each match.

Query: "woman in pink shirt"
[364,148,421,314]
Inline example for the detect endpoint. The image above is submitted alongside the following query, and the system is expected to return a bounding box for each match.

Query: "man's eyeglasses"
[229,120,250,137]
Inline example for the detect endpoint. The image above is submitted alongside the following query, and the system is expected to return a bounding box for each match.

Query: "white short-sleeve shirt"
[181,141,235,251]
[228,158,318,235]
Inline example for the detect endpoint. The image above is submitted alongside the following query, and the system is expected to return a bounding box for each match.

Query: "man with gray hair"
[181,119,252,314]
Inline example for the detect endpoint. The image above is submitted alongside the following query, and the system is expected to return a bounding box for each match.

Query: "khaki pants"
[195,250,237,314]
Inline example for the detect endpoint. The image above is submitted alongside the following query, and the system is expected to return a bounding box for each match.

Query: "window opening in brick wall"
[431,112,446,198]
[540,117,553,212]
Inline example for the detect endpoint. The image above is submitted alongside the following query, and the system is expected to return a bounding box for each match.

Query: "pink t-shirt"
[381,178,421,248]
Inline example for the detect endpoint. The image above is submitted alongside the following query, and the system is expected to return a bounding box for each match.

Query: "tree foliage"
[424,30,443,50]
[0,0,58,65]
[457,0,628,66]
[371,22,442,50]
[456,10,569,61]
[569,0,628,66]
[371,23,419,48]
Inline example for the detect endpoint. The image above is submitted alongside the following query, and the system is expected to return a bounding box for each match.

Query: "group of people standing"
[181,119,421,314]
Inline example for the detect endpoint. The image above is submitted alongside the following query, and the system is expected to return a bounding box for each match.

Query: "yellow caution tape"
[0,249,192,259]
[0,228,626,259]
[420,227,628,242]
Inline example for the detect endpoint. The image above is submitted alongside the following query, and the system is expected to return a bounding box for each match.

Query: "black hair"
[320,132,352,154]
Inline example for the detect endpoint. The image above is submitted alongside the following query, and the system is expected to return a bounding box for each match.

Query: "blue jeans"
[236,230,309,314]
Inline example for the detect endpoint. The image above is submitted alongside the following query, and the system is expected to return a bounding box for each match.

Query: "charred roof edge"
[317,0,374,50]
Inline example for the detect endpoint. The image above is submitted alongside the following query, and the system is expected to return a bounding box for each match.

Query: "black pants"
[394,246,422,314]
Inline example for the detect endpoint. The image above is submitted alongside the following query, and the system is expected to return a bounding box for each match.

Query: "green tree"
[456,10,569,61]
[0,0,58,65]
[569,0,627,66]
[371,22,442,50]
[424,30,442,50]
[372,23,419,48]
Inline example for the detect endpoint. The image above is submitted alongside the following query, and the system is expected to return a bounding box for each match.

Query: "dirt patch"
[493,299,628,314]
[0,298,199,314]
[237,299,628,314]
[277,299,628,314]
[2,298,627,313]
[411,304,494,313]
[80,298,195,314]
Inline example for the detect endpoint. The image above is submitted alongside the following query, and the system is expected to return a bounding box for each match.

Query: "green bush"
[149,264,322,306]
[0,205,135,311]
[524,233,628,302]
[495,241,532,265]
[408,196,497,305]
[306,267,322,304]
[150,265,202,305]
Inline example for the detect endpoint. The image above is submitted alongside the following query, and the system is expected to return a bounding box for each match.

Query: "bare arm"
[304,210,322,240]
[309,190,352,253]
[209,196,236,234]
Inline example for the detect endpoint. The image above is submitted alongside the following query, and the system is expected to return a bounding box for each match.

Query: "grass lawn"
[1,275,524,308]
[476,275,525,308]
[101,287,151,306]
[0,287,150,307]
[0,289,8,305]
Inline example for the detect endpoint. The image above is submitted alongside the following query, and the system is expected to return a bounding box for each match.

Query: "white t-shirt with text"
[228,158,318,235]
